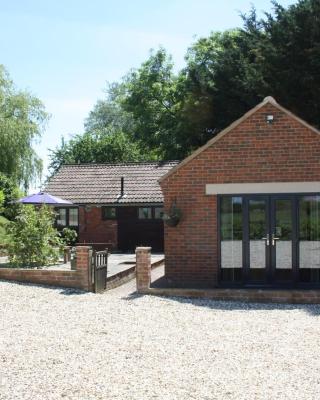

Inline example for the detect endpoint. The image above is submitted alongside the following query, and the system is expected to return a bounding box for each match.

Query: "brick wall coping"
[143,287,320,304]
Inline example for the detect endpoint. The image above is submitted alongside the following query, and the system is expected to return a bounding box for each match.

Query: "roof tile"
[45,161,179,204]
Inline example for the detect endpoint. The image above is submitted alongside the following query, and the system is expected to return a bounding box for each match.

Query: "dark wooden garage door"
[117,206,164,252]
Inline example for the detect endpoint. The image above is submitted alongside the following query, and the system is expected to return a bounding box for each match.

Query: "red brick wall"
[77,205,164,252]
[160,102,320,287]
[78,206,117,250]
[0,246,93,291]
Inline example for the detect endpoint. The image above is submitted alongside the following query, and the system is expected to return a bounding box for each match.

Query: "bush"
[7,205,63,268]
[0,173,22,220]
[0,190,4,214]
[60,227,78,246]
[0,215,9,254]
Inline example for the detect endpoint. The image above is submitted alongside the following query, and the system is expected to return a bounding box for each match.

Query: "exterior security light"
[267,115,274,124]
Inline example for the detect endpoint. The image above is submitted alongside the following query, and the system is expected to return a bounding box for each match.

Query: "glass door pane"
[299,196,320,283]
[220,197,243,283]
[249,199,268,282]
[273,199,293,282]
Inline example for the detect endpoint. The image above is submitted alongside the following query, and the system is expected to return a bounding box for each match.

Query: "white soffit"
[205,182,320,195]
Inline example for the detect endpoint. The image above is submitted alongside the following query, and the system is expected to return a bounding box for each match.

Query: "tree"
[0,190,4,214]
[49,0,320,167]
[0,173,22,219]
[84,82,135,135]
[121,48,183,159]
[0,65,49,189]
[49,131,149,174]
[241,0,320,127]
[180,29,262,150]
[7,205,62,268]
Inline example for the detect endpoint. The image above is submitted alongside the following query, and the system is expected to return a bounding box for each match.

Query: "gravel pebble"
[1,280,320,400]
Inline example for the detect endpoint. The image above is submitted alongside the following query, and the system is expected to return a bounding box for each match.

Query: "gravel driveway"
[1,276,320,400]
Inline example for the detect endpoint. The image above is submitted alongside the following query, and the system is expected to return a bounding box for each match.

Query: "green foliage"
[0,173,22,219]
[0,65,49,189]
[183,29,262,134]
[84,83,135,135]
[49,0,320,167]
[0,215,9,247]
[7,205,63,268]
[241,0,320,127]
[121,48,183,158]
[49,131,149,174]
[60,227,78,246]
[48,81,147,174]
[0,190,4,214]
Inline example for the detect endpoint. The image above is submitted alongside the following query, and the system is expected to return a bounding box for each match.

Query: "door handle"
[262,234,270,246]
[272,234,280,246]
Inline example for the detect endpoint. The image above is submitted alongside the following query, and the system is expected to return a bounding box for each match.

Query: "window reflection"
[299,196,320,283]
[275,199,292,272]
[249,200,266,281]
[220,197,242,282]
[56,208,67,227]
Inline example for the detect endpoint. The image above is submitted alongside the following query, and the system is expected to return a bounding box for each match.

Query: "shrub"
[7,205,63,268]
[0,215,9,254]
[0,173,22,220]
[0,190,4,214]
[60,227,78,246]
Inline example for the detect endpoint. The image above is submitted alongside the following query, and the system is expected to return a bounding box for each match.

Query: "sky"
[0,0,297,191]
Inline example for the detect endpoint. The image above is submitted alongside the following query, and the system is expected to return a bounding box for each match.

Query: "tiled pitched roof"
[45,161,179,204]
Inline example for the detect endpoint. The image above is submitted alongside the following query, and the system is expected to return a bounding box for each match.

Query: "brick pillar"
[64,246,72,263]
[136,247,151,293]
[75,246,93,292]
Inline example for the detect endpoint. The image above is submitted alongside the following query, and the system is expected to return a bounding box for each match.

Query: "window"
[220,196,243,283]
[56,208,67,227]
[56,207,78,227]
[154,207,164,219]
[102,207,116,220]
[299,196,320,283]
[69,208,79,226]
[138,207,152,219]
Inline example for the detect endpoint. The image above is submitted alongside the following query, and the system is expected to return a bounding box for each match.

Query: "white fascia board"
[205,182,320,195]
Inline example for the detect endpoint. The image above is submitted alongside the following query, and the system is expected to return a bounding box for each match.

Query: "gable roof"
[45,161,179,205]
[159,96,320,183]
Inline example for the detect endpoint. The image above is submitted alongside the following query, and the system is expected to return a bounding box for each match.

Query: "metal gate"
[93,249,109,293]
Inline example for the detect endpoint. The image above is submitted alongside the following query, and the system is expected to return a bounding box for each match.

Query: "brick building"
[46,161,178,252]
[160,97,320,288]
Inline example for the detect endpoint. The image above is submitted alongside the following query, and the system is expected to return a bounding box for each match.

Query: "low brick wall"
[135,248,320,304]
[0,246,93,291]
[106,257,164,290]
[145,287,320,304]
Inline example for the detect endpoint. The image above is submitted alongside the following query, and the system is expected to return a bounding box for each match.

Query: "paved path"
[109,264,164,296]
[107,253,163,277]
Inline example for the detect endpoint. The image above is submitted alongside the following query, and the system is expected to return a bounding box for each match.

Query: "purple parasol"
[18,192,73,205]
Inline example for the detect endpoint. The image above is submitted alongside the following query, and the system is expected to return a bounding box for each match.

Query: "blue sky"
[0,0,297,189]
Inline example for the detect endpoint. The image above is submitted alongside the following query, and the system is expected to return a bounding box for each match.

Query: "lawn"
[1,277,320,400]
